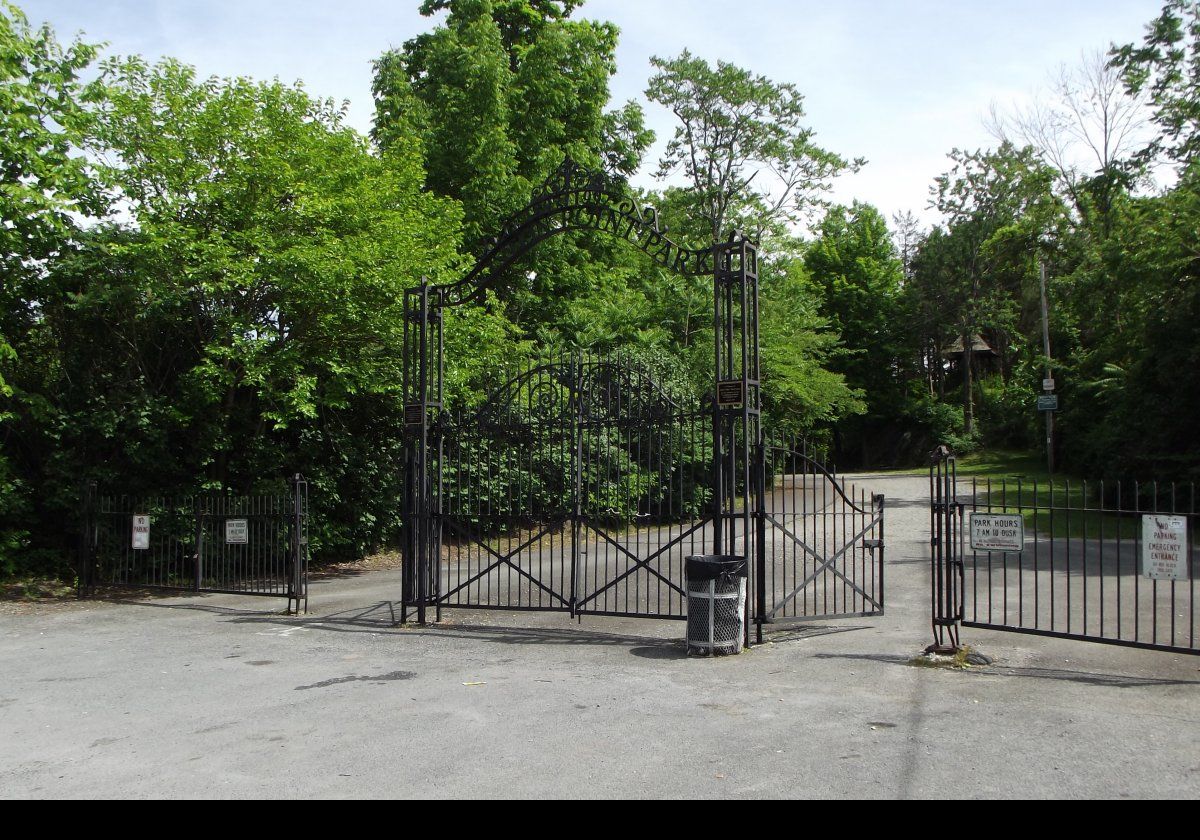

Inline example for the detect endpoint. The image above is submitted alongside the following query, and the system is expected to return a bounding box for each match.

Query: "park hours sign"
[969,513,1024,552]
[1142,515,1189,581]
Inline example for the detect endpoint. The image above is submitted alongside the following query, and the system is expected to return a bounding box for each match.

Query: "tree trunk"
[962,333,975,437]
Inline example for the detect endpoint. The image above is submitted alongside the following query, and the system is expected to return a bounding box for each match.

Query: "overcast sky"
[22,0,1167,229]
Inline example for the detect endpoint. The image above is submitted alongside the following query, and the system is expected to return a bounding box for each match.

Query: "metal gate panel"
[930,449,1199,655]
[429,358,713,621]
[575,411,712,619]
[438,419,574,614]
[755,440,885,625]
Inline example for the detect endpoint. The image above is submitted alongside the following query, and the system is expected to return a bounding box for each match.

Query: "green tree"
[646,49,860,244]
[16,56,467,564]
[0,2,100,575]
[373,0,654,340]
[918,143,1065,438]
[805,203,912,464]
[1112,0,1200,169]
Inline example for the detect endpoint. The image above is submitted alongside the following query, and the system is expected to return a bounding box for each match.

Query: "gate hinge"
[863,539,883,550]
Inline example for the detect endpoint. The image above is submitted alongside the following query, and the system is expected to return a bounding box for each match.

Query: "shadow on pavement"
[813,652,1200,688]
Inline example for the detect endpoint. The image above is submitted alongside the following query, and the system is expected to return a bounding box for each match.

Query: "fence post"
[754,440,767,645]
[193,496,204,593]
[77,481,97,598]
[929,446,963,653]
[290,473,307,614]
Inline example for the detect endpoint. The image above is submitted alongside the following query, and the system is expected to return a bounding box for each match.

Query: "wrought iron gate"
[399,156,887,641]
[79,476,308,612]
[419,357,712,621]
[755,439,885,630]
[929,448,1198,655]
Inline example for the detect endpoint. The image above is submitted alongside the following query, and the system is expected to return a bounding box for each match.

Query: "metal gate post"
[929,447,963,653]
[290,473,307,614]
[711,233,759,646]
[193,496,204,593]
[754,442,767,645]
[77,480,97,598]
[569,354,583,618]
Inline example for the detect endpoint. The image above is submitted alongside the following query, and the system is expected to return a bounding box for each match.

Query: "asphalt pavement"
[2,472,1197,799]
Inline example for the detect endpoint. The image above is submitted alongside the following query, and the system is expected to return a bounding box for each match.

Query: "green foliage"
[646,50,860,243]
[375,0,649,243]
[0,3,99,576]
[1112,0,1200,168]
[758,258,864,436]
[4,54,464,568]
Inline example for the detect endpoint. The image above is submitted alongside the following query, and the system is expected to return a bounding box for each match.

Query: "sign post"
[1039,261,1055,475]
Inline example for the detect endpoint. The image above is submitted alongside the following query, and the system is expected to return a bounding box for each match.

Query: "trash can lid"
[685,554,747,581]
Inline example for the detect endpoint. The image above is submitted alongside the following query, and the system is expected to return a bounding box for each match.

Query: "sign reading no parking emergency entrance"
[1142,515,1189,581]
[969,513,1024,552]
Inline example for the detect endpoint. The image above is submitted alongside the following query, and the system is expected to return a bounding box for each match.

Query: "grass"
[947,449,1142,541]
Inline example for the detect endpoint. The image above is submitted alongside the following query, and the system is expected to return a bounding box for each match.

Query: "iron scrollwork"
[461,358,682,428]
[436,157,713,306]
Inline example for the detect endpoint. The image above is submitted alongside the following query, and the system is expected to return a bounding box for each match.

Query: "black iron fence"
[79,476,308,612]
[930,450,1197,655]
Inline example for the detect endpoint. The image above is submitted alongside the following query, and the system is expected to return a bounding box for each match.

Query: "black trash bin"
[685,555,747,655]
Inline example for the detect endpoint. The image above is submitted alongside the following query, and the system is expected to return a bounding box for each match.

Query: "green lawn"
[948,450,1143,541]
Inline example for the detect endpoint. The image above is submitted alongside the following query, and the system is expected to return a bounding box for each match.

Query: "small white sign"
[225,519,249,545]
[1142,515,1189,581]
[969,513,1024,552]
[132,514,150,550]
[1043,378,1056,391]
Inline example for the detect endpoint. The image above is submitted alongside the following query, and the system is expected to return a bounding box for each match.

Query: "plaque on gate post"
[404,403,425,426]
[716,380,745,408]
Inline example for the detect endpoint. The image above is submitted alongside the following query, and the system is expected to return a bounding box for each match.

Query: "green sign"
[1037,394,1059,412]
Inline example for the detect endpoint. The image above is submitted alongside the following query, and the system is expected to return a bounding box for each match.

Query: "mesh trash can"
[685,555,747,656]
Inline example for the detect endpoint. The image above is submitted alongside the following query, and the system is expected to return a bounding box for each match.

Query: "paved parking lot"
[2,473,1198,798]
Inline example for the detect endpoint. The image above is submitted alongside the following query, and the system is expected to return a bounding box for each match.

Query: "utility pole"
[1039,261,1054,475]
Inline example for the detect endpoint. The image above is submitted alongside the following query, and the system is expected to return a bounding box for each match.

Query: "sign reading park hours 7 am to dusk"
[225,519,249,545]
[1142,514,1189,581]
[969,513,1025,552]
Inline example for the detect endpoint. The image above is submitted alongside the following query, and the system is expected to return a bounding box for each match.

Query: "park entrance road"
[2,473,1198,799]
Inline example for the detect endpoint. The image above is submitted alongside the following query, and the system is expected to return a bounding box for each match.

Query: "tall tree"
[372,0,654,335]
[919,144,1064,437]
[987,49,1150,229]
[373,0,651,243]
[806,203,912,463]
[0,2,99,575]
[20,56,468,562]
[645,49,860,244]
